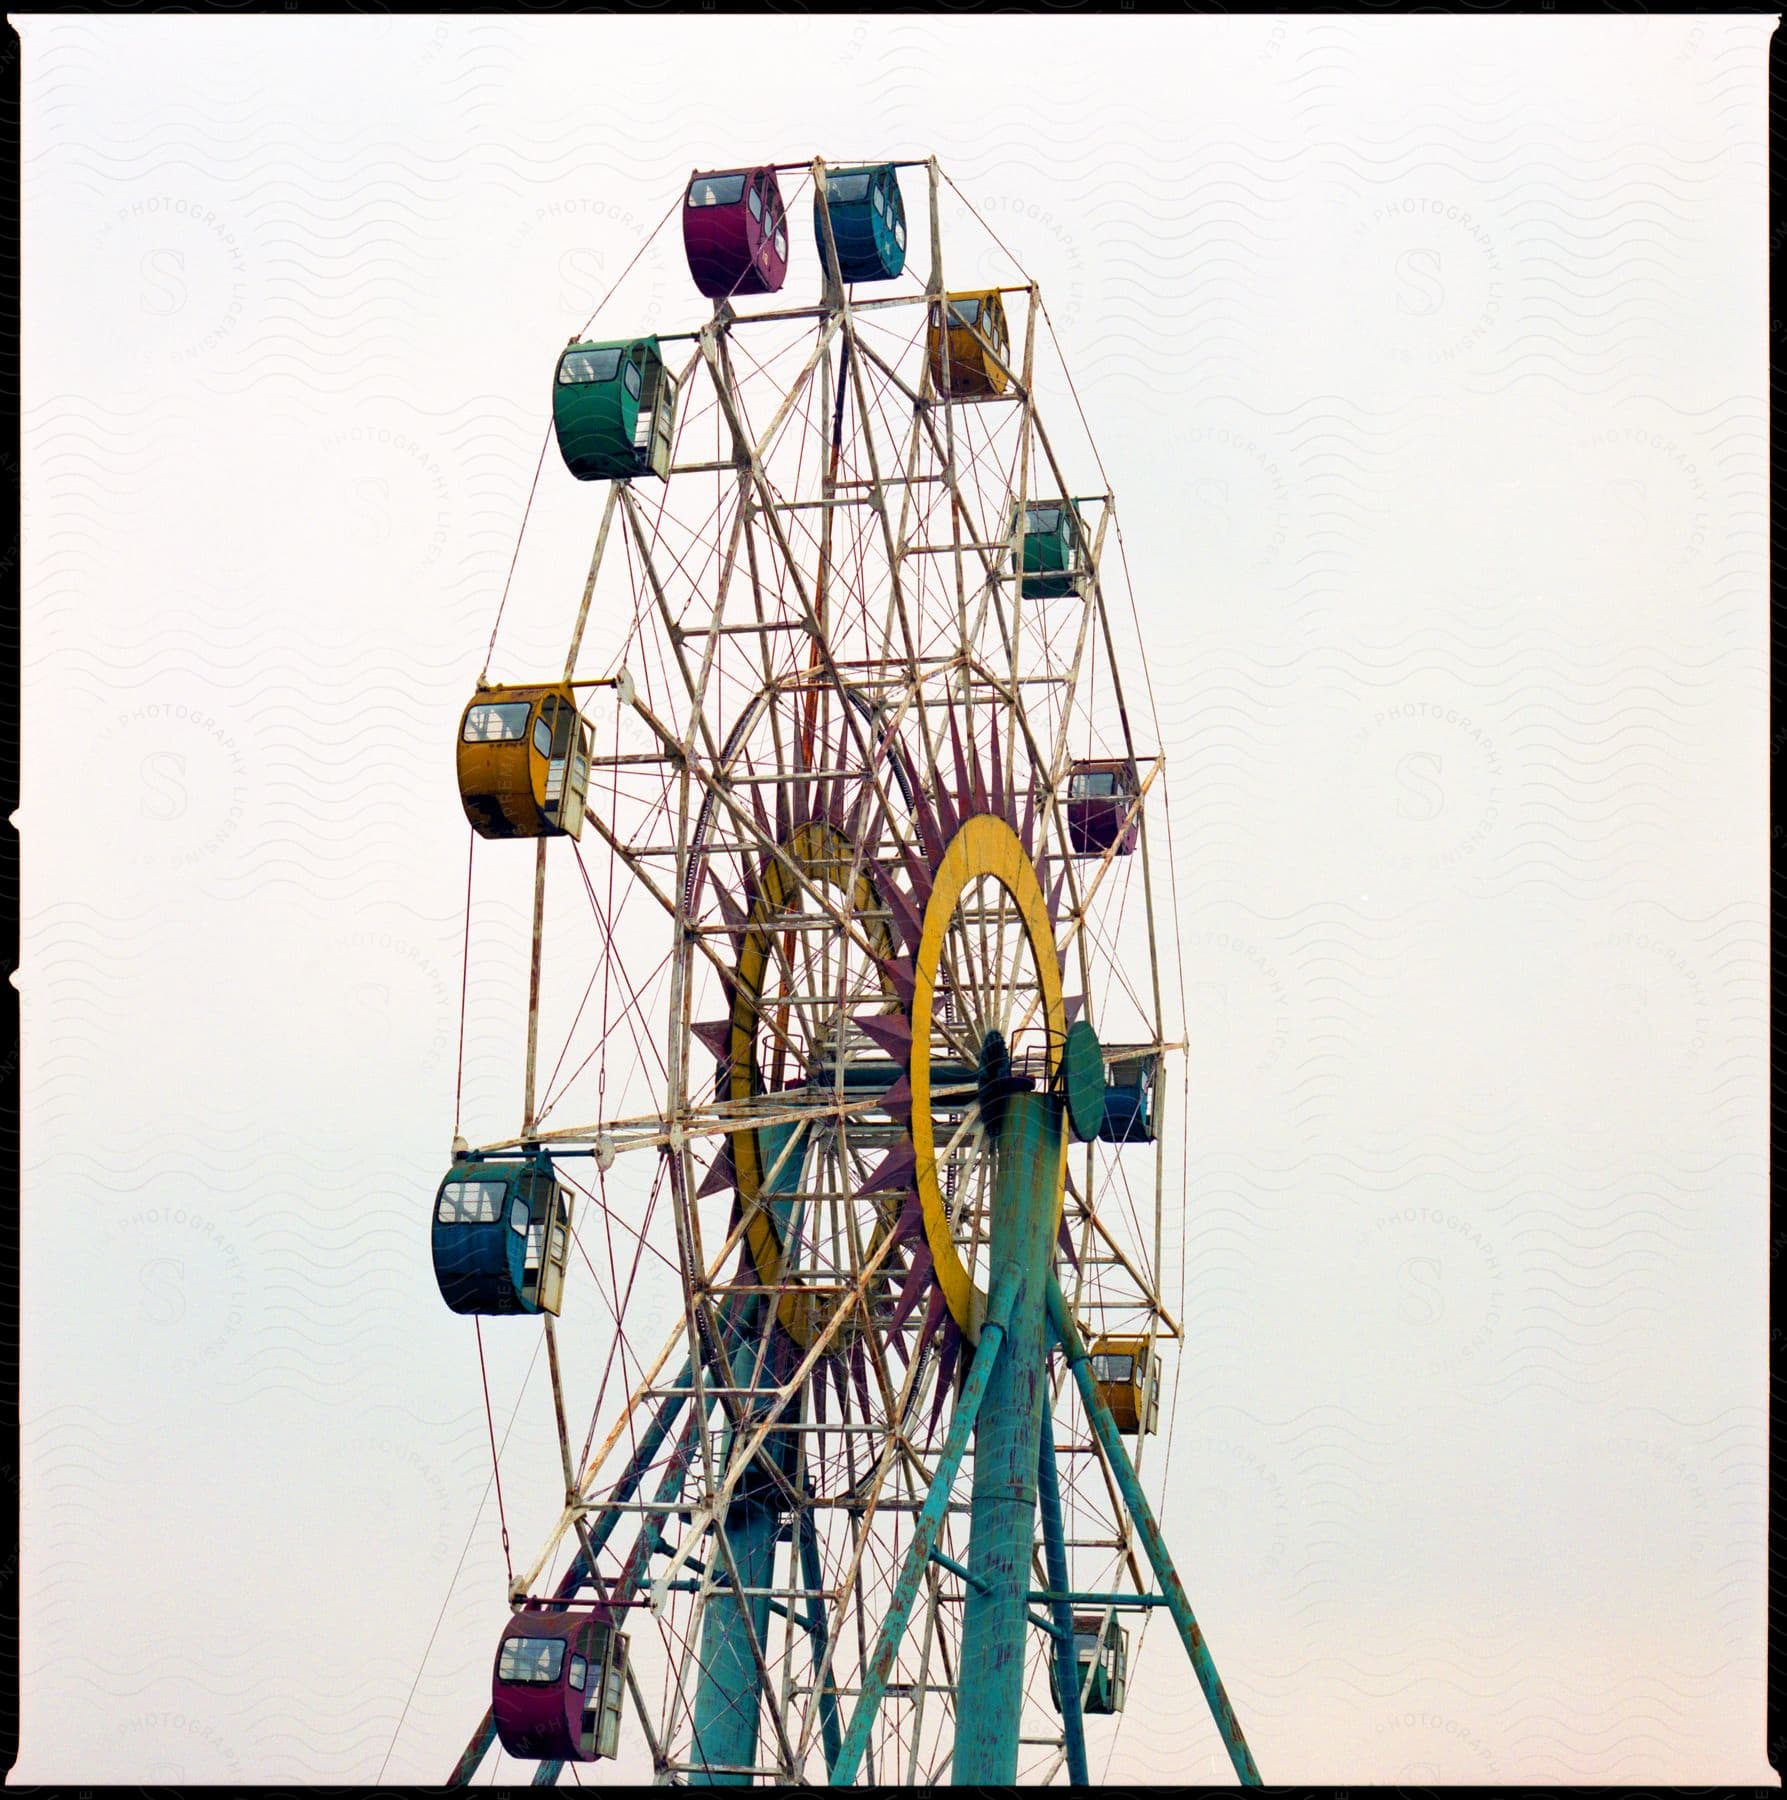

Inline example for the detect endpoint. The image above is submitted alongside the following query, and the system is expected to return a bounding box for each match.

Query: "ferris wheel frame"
[436,152,1260,1790]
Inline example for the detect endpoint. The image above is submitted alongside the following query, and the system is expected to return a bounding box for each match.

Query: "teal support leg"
[1047,1280,1262,1786]
[954,1091,1062,1785]
[829,1274,1018,1786]
[797,1491,844,1774]
[689,1294,790,1786]
[689,1137,808,1783]
[447,1715,498,1788]
[564,1358,692,1585]
[689,1485,779,1783]
[1037,1417,1089,1786]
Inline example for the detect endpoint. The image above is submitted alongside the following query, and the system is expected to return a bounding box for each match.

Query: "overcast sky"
[15,13,1773,1786]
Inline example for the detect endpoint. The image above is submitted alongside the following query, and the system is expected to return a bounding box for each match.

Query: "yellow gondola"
[1090,1335,1159,1435]
[457,683,592,840]
[926,289,1010,398]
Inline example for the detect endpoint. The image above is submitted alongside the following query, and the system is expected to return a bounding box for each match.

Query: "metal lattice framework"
[441,155,1258,1789]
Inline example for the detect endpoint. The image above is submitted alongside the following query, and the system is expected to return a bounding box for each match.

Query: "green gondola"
[1047,1612,1129,1716]
[553,336,678,482]
[1009,500,1083,599]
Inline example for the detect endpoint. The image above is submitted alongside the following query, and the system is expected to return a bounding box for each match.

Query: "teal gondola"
[1047,1612,1129,1716]
[433,1157,573,1315]
[814,164,906,283]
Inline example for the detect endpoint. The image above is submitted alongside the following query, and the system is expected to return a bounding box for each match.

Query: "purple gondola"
[683,165,790,300]
[491,1609,628,1763]
[1067,757,1141,856]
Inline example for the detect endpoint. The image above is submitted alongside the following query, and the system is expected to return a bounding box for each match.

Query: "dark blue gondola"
[1099,1051,1159,1145]
[433,1156,573,1315]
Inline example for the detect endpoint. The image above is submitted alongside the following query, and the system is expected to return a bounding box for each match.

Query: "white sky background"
[14,12,1772,1786]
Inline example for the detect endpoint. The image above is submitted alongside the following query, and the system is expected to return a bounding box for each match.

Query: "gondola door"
[540,693,589,839]
[539,1183,572,1316]
[520,1204,544,1310]
[595,1627,627,1758]
[647,365,678,480]
[571,1620,626,1760]
[573,1622,600,1759]
[562,713,590,838]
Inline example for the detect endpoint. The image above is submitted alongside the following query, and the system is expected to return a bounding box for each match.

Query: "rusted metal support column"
[829,1276,1017,1785]
[797,1486,845,1775]
[1048,1280,1263,1786]
[689,1292,786,1786]
[446,1713,499,1787]
[1037,1418,1089,1786]
[689,1133,811,1784]
[953,1090,1062,1785]
[688,1485,780,1783]
[568,1360,693,1584]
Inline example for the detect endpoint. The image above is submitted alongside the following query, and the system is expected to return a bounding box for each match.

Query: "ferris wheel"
[430,154,1260,1788]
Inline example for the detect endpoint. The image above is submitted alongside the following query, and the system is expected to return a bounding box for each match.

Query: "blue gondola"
[814,163,906,283]
[433,1156,573,1315]
[1099,1051,1158,1145]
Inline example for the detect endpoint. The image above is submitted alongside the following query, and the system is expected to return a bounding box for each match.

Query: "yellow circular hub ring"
[728,818,893,1346]
[911,812,1066,1339]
